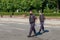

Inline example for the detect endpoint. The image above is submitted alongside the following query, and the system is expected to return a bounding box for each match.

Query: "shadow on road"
[36,30,49,36]
[28,30,49,37]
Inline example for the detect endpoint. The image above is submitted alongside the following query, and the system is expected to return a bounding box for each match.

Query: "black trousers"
[29,23,36,36]
[39,21,44,32]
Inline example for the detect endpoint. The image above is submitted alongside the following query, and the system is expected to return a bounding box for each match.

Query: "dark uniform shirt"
[29,14,36,24]
[39,14,45,22]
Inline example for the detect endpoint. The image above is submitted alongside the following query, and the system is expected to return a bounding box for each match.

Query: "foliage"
[0,0,60,13]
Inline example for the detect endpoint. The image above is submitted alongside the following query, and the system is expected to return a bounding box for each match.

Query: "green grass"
[0,12,60,17]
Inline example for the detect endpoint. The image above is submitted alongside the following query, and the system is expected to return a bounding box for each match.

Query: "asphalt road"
[0,18,60,40]
[0,21,60,40]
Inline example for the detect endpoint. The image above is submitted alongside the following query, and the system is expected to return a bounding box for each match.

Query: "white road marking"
[0,22,25,31]
[17,23,25,24]
[15,28,25,30]
[35,24,60,28]
[0,24,4,25]
[0,22,60,31]
[0,29,12,33]
[5,30,12,32]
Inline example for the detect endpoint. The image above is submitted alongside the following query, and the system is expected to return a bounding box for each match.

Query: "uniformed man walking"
[39,11,45,33]
[28,10,37,37]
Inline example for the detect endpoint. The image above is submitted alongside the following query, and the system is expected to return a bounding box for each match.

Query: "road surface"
[0,18,60,40]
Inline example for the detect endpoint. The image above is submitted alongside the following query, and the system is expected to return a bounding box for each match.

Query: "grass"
[0,12,60,17]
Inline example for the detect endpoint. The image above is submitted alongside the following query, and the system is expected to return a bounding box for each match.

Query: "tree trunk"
[57,0,59,13]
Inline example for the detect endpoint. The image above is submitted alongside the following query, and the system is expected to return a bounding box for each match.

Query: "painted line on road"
[0,24,4,25]
[15,28,25,31]
[36,24,60,28]
[17,23,25,24]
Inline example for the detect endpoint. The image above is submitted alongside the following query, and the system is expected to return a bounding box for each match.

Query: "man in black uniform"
[28,10,37,37]
[39,11,45,33]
